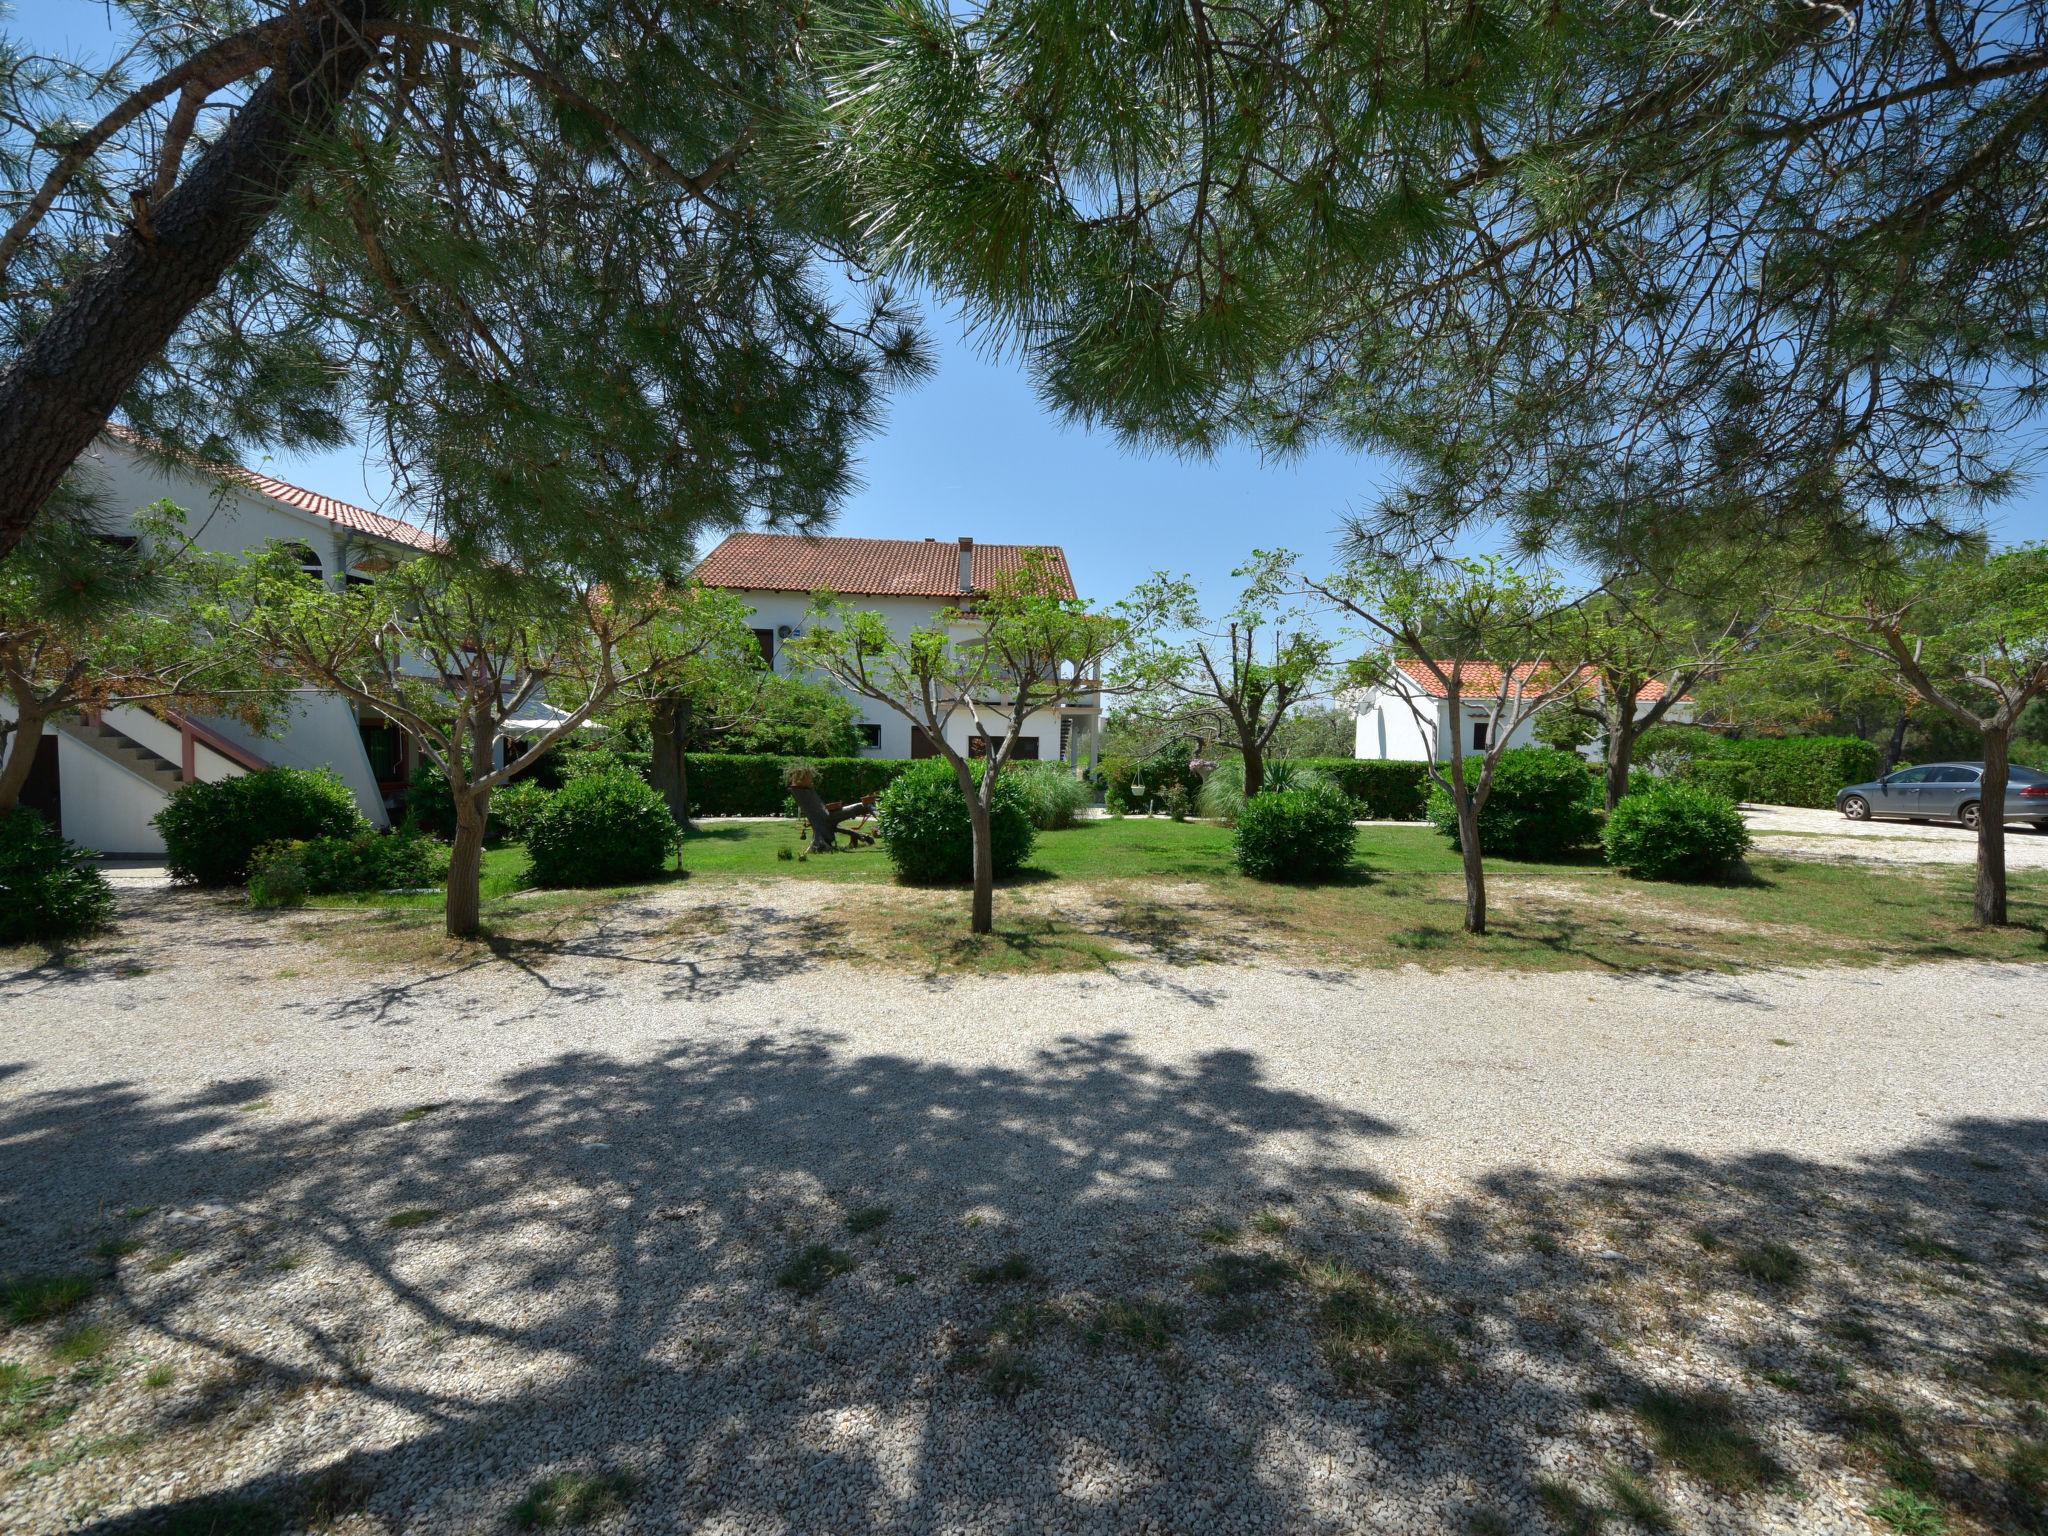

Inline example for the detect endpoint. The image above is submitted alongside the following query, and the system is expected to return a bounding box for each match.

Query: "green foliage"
[402,760,458,840]
[0,808,114,944]
[683,754,914,816]
[249,830,451,906]
[489,781,557,845]
[525,772,679,887]
[1233,784,1358,882]
[155,768,367,886]
[1011,763,1093,830]
[1425,749,1603,860]
[1102,746,1203,814]
[1679,758,1757,804]
[876,760,1034,885]
[1534,707,1600,754]
[1603,782,1753,882]
[1720,737,1883,808]
[699,676,865,758]
[1292,760,1432,820]
[1196,759,1328,824]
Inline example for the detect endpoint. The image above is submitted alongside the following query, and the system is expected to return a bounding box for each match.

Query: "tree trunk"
[1604,716,1637,813]
[445,786,490,939]
[0,705,50,811]
[649,695,693,829]
[1242,738,1266,799]
[966,790,994,935]
[0,0,386,559]
[1974,728,2010,926]
[1882,709,1910,773]
[1456,795,1487,936]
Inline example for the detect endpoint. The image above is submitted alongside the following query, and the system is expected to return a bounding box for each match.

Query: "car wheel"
[1958,801,1981,830]
[1841,796,1870,820]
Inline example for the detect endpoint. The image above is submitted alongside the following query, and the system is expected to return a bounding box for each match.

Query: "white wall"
[728,587,1095,763]
[54,734,168,855]
[50,439,396,827]
[1354,690,1442,761]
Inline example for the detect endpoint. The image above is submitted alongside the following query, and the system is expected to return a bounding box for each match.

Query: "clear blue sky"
[16,0,2048,608]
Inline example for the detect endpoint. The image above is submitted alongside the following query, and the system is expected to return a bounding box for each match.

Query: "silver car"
[1837,761,2048,830]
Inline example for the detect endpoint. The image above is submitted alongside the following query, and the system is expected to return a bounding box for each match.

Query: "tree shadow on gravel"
[0,1036,2043,1536]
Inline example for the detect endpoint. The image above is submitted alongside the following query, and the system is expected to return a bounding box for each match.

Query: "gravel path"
[2,888,2044,1536]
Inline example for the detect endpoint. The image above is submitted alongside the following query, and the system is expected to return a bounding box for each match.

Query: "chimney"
[957,536,974,594]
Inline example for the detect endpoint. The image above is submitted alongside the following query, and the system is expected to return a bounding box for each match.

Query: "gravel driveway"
[1744,802,2048,867]
[2,888,2044,1536]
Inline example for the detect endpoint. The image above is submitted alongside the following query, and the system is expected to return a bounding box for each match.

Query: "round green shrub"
[1425,748,1602,860]
[488,780,557,845]
[0,808,115,944]
[154,767,368,886]
[525,771,679,887]
[876,759,1034,884]
[1233,784,1358,882]
[1602,781,1754,881]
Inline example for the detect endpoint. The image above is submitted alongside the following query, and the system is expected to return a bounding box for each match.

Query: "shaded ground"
[2,886,2045,1534]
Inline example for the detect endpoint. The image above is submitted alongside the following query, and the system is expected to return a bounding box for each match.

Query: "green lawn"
[299,816,2048,977]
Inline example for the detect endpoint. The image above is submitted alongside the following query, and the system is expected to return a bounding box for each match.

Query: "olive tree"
[1791,545,2048,927]
[790,555,1122,934]
[214,554,752,936]
[1307,556,1586,936]
[1111,551,1338,798]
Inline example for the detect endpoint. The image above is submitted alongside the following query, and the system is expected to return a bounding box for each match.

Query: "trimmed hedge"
[1603,781,1753,882]
[1642,733,1879,807]
[1425,748,1604,860]
[156,768,368,886]
[876,759,1034,884]
[1679,758,1758,804]
[1722,736,1881,807]
[685,753,915,817]
[0,807,114,944]
[1290,758,1431,820]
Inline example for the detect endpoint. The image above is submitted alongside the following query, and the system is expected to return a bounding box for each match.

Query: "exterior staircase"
[55,716,185,795]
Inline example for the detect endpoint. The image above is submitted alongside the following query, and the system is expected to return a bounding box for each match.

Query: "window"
[751,628,775,667]
[856,723,881,749]
[1928,765,1980,783]
[1471,718,1490,751]
[279,541,324,582]
[969,735,1039,760]
[1887,766,1936,784]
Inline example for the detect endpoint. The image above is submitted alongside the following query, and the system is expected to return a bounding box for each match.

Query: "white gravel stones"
[0,886,2042,1535]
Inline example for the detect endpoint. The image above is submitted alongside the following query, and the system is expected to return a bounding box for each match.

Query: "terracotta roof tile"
[103,425,441,553]
[694,532,1075,600]
[1393,661,1678,702]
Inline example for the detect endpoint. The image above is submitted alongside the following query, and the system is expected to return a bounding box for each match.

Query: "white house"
[1350,661,1689,762]
[692,532,1101,766]
[4,431,439,855]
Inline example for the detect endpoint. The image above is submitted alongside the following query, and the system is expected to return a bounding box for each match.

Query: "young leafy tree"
[1551,572,1761,811]
[0,0,928,571]
[790,555,1121,934]
[214,554,753,936]
[0,503,279,809]
[1111,551,1338,798]
[1307,556,1586,936]
[1789,545,2048,927]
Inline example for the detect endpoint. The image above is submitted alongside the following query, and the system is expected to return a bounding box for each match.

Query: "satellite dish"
[777,624,798,639]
